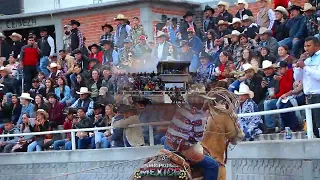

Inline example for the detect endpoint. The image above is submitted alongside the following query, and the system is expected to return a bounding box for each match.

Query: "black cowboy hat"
[171,17,178,22]
[93,102,105,110]
[288,5,303,12]
[40,27,48,32]
[70,19,81,27]
[199,52,211,60]
[101,23,113,32]
[161,14,170,21]
[203,5,215,13]
[47,93,58,100]
[88,43,102,52]
[133,97,152,106]
[183,11,195,18]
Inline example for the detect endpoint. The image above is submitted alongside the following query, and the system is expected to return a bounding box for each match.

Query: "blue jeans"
[101,137,111,148]
[70,74,77,87]
[53,139,72,150]
[94,132,104,144]
[278,38,304,58]
[27,141,42,152]
[78,137,94,149]
[39,56,50,77]
[264,99,278,128]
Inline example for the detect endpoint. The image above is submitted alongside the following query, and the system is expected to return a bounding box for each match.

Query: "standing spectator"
[71,87,94,117]
[9,32,24,59]
[235,83,263,140]
[99,23,114,43]
[216,1,233,23]
[101,40,119,66]
[278,5,307,58]
[20,35,41,92]
[294,36,320,138]
[256,0,275,30]
[168,18,180,47]
[0,119,19,153]
[47,93,65,128]
[203,5,216,33]
[38,28,55,77]
[114,14,131,49]
[242,15,259,39]
[235,0,253,20]
[63,25,72,54]
[273,6,289,41]
[179,11,201,41]
[134,35,152,60]
[130,17,145,47]
[187,28,203,55]
[88,44,103,64]
[70,20,84,53]
[303,3,319,37]
[0,32,11,60]
[258,27,279,58]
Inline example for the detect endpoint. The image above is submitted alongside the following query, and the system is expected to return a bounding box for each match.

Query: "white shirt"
[294,50,320,95]
[157,43,165,59]
[47,36,55,56]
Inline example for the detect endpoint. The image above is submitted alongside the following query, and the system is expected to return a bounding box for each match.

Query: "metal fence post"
[71,131,76,150]
[149,125,154,146]
[305,108,314,139]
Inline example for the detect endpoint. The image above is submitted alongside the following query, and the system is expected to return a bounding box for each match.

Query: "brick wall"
[62,8,140,46]
[151,7,186,16]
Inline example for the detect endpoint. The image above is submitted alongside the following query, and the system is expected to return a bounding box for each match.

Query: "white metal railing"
[0,103,319,151]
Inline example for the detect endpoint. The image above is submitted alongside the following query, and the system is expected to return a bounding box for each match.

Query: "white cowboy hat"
[99,87,108,96]
[242,63,254,72]
[9,32,22,40]
[156,31,168,38]
[76,87,91,95]
[19,93,34,100]
[262,60,274,69]
[234,82,254,98]
[0,32,6,38]
[231,30,241,36]
[114,14,128,20]
[258,27,273,35]
[217,1,230,10]
[275,6,289,16]
[217,20,229,26]
[49,62,58,68]
[302,3,316,12]
[242,15,254,22]
[237,0,249,9]
[36,109,49,120]
[230,18,242,24]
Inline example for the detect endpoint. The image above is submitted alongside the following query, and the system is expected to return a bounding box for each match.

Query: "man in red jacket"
[19,35,41,92]
[264,61,293,132]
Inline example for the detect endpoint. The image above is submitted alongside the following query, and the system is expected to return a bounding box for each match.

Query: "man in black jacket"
[216,1,233,23]
[70,20,84,52]
[241,64,264,104]
[203,5,216,33]
[38,28,55,77]
[74,107,93,149]
[179,11,202,41]
[235,0,253,20]
[0,33,11,60]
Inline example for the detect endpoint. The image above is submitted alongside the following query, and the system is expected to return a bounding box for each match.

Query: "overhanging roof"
[0,0,200,20]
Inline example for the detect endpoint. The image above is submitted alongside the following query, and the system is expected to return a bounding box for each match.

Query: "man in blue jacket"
[278,5,307,58]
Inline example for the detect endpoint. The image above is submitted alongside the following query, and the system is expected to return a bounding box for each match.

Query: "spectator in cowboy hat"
[235,82,263,140]
[303,3,319,37]
[88,43,103,64]
[273,6,289,41]
[216,20,232,39]
[101,40,119,66]
[0,32,11,60]
[71,87,94,117]
[38,27,55,77]
[230,17,244,32]
[216,1,233,23]
[235,0,253,20]
[17,93,35,125]
[0,66,14,93]
[242,15,259,39]
[100,23,114,43]
[258,27,279,58]
[69,19,84,52]
[114,14,131,49]
[151,31,176,63]
[203,5,216,33]
[278,5,307,58]
[179,40,200,73]
[9,32,24,59]
[256,0,275,30]
[48,62,63,80]
[179,11,202,41]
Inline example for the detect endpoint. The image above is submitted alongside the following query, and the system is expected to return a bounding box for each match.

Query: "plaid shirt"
[100,33,115,44]
[305,14,319,36]
[196,63,216,84]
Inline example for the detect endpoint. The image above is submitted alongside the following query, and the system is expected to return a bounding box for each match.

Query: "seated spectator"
[27,109,53,152]
[187,27,203,55]
[34,94,48,112]
[29,78,46,99]
[0,67,14,93]
[88,58,102,75]
[37,72,46,87]
[97,87,114,106]
[71,87,94,117]
[48,62,63,80]
[12,113,34,152]
[238,33,258,51]
[74,49,89,72]
[204,29,220,58]
[235,0,253,20]
[101,66,114,93]
[52,110,75,150]
[88,69,102,101]
[178,40,200,73]
[6,54,19,77]
[273,6,289,41]
[55,76,72,106]
[303,3,318,37]
[43,78,55,102]
[71,74,87,103]
[256,0,275,30]
[258,27,279,58]
[2,94,22,125]
[215,20,232,40]
[277,45,296,68]
[242,15,259,39]
[74,107,93,149]
[258,47,277,67]
[264,61,293,132]
[47,93,65,128]
[236,48,259,71]
[0,119,19,153]
[231,18,244,32]
[57,49,75,77]
[134,35,152,59]
[112,105,145,147]
[277,80,305,131]
[92,103,106,149]
[216,51,230,80]
[17,93,35,125]
[235,83,263,140]
[216,1,233,23]
[261,60,279,106]
[88,44,103,64]
[101,40,119,66]
[225,30,242,63]
[278,5,307,58]
[196,52,216,85]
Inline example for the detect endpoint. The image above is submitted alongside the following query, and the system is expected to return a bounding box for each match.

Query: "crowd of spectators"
[0,0,320,152]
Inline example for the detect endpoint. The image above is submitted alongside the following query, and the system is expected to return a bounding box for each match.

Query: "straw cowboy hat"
[230,18,242,24]
[76,87,91,95]
[302,3,316,12]
[242,63,254,72]
[0,32,6,38]
[242,15,254,22]
[19,93,34,100]
[156,31,168,38]
[234,82,254,98]
[217,1,230,10]
[275,6,289,16]
[114,14,128,20]
[262,60,274,69]
[36,109,49,120]
[217,20,229,26]
[237,0,249,9]
[49,62,58,69]
[258,27,273,35]
[9,32,22,40]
